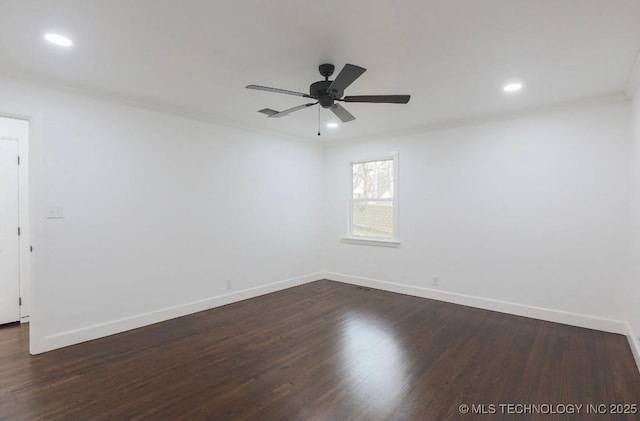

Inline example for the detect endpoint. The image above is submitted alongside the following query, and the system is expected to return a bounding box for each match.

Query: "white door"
[0,138,19,324]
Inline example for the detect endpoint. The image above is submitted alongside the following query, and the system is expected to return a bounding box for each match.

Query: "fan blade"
[330,103,356,122]
[268,102,317,118]
[342,95,410,104]
[246,85,313,98]
[328,64,366,97]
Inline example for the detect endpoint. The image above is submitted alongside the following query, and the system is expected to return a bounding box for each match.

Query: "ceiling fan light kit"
[246,63,411,135]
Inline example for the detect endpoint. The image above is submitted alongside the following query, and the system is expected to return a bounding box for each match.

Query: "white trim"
[0,116,30,322]
[327,271,640,375]
[328,93,629,143]
[0,69,628,143]
[323,272,629,335]
[17,120,30,321]
[340,237,401,247]
[627,323,640,374]
[348,152,399,242]
[31,272,323,354]
[0,68,310,144]
[352,198,393,203]
[351,155,396,165]
[394,152,399,240]
[27,113,45,356]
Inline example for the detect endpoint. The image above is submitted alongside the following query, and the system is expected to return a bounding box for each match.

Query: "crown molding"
[0,67,312,144]
[0,66,631,145]
[327,92,629,144]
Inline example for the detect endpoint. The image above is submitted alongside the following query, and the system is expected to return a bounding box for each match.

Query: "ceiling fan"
[246,63,410,134]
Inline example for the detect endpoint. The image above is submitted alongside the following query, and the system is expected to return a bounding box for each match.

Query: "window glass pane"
[352,159,393,199]
[352,200,394,239]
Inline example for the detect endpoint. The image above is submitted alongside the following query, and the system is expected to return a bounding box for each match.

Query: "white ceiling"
[1,0,639,140]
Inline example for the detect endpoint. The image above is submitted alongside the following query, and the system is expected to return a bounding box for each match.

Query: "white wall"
[324,101,632,327]
[630,94,640,354]
[1,73,636,356]
[0,78,324,353]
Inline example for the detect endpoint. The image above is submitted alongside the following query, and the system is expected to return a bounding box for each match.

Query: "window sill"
[340,237,401,248]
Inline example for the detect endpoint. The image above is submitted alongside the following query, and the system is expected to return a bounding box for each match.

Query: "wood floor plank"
[0,280,639,420]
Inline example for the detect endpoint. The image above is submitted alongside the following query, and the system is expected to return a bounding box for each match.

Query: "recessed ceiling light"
[44,33,73,47]
[327,122,338,128]
[503,82,523,92]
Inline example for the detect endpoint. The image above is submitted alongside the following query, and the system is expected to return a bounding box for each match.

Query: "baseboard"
[35,272,322,354]
[627,323,640,373]
[323,272,629,335]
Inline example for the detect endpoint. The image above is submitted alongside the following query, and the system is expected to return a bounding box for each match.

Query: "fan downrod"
[311,63,338,108]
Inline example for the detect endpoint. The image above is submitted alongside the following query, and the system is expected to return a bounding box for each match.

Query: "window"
[348,154,398,243]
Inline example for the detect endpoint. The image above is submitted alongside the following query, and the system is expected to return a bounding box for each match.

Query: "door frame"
[0,114,30,323]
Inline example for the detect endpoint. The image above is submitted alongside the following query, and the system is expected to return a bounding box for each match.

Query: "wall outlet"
[225,279,232,290]
[432,276,440,288]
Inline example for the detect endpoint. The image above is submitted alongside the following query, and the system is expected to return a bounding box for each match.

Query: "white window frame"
[342,152,400,247]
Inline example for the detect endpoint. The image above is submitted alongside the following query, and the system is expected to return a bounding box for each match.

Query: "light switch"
[46,206,64,219]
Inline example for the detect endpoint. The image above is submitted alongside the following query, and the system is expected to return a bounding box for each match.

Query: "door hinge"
[30,245,33,252]
[17,155,20,165]
[17,227,20,236]
[19,297,22,306]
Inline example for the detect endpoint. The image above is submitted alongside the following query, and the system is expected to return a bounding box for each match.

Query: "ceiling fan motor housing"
[310,80,340,108]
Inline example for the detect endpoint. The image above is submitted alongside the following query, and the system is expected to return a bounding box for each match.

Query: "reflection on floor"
[1,279,639,420]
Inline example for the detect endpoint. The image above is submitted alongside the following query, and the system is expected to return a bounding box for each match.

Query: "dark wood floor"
[1,280,639,420]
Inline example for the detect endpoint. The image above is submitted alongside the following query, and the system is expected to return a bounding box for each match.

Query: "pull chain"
[317,105,321,136]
